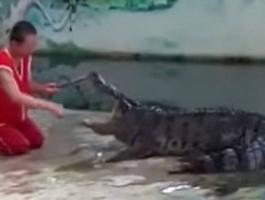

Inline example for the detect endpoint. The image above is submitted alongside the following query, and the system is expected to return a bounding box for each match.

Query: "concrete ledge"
[35,50,265,65]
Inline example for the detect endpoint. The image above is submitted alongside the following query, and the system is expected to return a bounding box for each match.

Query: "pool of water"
[33,56,265,114]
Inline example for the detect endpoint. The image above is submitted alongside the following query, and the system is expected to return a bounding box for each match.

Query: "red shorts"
[0,118,44,155]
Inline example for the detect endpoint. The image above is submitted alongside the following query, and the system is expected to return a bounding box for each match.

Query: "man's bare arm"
[30,81,59,96]
[0,70,63,117]
[30,81,46,95]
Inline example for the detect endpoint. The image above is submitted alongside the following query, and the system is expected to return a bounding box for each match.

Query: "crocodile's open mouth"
[82,113,115,136]
[82,101,126,136]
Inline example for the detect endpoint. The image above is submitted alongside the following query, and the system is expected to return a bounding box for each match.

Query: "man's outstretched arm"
[0,70,63,117]
[30,81,60,96]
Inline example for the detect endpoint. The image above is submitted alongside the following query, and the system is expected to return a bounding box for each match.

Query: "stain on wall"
[1,0,265,57]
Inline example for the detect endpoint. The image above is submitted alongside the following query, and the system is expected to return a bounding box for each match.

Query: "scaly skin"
[83,72,265,173]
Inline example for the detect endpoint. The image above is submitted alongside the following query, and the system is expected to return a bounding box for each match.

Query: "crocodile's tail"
[88,71,140,110]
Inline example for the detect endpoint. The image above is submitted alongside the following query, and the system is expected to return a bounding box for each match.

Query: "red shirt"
[0,48,32,125]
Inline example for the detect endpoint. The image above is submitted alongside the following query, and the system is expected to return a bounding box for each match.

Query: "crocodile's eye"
[113,100,132,119]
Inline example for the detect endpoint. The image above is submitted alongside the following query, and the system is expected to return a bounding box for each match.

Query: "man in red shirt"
[0,21,64,155]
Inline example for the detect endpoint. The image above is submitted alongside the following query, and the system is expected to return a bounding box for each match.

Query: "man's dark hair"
[9,21,37,43]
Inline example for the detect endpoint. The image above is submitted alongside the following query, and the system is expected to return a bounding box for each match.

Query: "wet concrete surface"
[0,110,265,200]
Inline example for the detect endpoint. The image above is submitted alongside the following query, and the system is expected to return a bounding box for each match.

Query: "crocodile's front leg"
[221,137,265,171]
[240,137,265,170]
[168,151,219,174]
[169,148,240,173]
[171,136,265,173]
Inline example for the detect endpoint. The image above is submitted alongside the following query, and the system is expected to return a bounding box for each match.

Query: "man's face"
[12,34,38,56]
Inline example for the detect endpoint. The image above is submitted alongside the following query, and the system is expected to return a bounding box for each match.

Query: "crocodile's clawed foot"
[168,161,194,174]
[177,150,238,173]
[168,154,217,174]
[106,147,155,163]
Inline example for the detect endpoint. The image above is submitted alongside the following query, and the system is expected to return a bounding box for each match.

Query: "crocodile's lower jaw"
[82,113,121,136]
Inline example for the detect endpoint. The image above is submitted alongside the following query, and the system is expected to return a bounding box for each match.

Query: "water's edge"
[35,51,265,65]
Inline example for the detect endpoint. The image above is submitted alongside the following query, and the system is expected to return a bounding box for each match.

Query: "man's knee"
[28,132,44,149]
[0,125,31,156]
[19,118,44,149]
[30,136,44,149]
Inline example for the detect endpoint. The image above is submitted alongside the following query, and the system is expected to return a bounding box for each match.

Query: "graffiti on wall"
[1,0,265,56]
[0,0,177,48]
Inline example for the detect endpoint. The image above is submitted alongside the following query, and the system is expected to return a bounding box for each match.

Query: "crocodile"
[80,71,265,173]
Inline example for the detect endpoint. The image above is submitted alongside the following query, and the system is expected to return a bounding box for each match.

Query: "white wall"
[24,0,265,57]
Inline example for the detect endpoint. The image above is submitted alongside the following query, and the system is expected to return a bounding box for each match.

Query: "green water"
[33,56,265,114]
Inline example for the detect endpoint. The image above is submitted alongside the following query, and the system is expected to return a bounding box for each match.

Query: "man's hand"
[45,102,64,118]
[30,82,60,96]
[42,83,60,96]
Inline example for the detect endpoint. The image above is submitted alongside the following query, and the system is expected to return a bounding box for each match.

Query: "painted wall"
[1,0,265,57]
